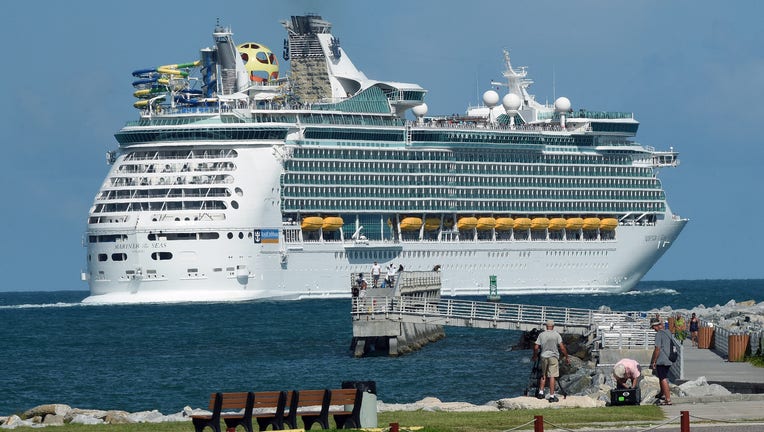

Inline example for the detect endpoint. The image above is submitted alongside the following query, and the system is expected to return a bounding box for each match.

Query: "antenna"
[475,70,479,106]
[552,65,556,101]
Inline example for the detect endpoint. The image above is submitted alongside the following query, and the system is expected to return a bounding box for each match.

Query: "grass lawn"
[6,406,664,431]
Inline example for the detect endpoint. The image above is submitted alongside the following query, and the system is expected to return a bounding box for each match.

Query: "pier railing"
[352,296,606,334]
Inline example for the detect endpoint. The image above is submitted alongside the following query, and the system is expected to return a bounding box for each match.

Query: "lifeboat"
[457,217,478,231]
[400,217,423,231]
[582,217,601,230]
[477,217,496,230]
[322,216,344,231]
[531,217,550,230]
[513,217,532,230]
[600,218,619,231]
[424,218,441,231]
[548,218,566,231]
[301,216,323,231]
[565,217,584,230]
[495,217,514,231]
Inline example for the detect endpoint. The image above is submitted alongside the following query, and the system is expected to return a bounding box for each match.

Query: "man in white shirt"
[371,261,381,288]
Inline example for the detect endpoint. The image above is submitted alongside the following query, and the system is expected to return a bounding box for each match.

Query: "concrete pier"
[350,271,444,357]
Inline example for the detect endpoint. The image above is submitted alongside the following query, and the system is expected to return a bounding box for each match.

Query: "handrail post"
[680,410,690,432]
[534,415,544,432]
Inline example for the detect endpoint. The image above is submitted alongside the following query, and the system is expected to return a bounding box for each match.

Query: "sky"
[1,0,763,292]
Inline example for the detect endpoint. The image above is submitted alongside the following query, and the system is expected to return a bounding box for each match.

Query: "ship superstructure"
[82,15,687,303]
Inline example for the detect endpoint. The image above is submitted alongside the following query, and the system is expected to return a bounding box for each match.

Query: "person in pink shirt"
[613,358,642,389]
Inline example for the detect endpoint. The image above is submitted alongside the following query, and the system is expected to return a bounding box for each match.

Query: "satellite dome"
[412,103,428,117]
[237,42,279,82]
[554,96,571,112]
[502,93,522,111]
[483,90,500,107]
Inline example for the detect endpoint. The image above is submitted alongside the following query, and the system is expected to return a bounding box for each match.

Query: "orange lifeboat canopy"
[548,218,567,230]
[301,216,323,231]
[400,217,423,231]
[582,217,601,230]
[531,217,550,230]
[566,218,584,230]
[477,217,496,230]
[424,218,441,231]
[457,217,478,231]
[600,218,619,231]
[513,217,532,230]
[322,216,344,231]
[495,217,514,231]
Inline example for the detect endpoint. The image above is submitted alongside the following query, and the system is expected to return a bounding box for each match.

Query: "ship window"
[227,232,234,239]
[98,254,108,262]
[112,253,127,261]
[151,252,173,260]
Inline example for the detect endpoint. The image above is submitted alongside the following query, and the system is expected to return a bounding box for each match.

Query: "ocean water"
[1,279,762,416]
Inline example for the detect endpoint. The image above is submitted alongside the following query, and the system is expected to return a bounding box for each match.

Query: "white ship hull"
[83,145,686,304]
[83,216,685,304]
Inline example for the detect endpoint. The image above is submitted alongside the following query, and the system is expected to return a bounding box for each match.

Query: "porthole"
[98,254,108,262]
[227,232,234,239]
[235,187,243,197]
[151,252,173,260]
[231,200,239,209]
[238,232,244,239]
[112,253,127,261]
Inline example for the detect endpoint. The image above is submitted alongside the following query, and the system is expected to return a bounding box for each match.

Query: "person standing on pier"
[532,320,570,403]
[689,313,700,347]
[371,261,381,288]
[386,263,397,286]
[650,317,673,405]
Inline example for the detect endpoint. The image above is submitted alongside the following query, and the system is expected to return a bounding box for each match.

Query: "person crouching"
[613,358,642,389]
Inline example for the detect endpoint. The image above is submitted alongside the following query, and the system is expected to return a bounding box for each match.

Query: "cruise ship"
[81,15,687,303]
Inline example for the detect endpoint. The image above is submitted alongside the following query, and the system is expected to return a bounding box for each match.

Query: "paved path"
[680,340,764,384]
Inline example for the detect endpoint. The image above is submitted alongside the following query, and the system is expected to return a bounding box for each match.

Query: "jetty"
[349,271,647,358]
[350,271,764,396]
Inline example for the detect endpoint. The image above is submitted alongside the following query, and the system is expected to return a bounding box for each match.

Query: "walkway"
[676,338,764,397]
[352,296,635,335]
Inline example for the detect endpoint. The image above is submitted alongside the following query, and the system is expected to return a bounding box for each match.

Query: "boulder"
[104,410,133,424]
[3,415,34,428]
[497,395,604,409]
[42,414,65,425]
[22,403,71,419]
[678,376,732,398]
[127,410,165,423]
[66,408,108,421]
[69,414,103,425]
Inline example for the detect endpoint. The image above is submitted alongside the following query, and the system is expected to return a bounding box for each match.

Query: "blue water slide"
[132,77,158,87]
[132,68,158,78]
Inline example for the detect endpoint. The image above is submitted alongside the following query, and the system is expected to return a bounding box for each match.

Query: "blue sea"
[1,280,762,417]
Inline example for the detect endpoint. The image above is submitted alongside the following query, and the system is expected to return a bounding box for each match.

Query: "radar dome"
[412,103,428,117]
[502,93,522,111]
[237,42,279,82]
[554,96,571,112]
[483,90,500,107]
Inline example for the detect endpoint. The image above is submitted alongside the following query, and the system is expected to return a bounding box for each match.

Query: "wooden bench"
[191,392,254,432]
[252,390,288,431]
[296,388,363,430]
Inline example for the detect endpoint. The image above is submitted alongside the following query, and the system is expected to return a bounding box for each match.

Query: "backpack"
[666,331,680,362]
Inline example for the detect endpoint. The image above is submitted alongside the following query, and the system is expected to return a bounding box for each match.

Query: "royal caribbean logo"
[253,229,279,244]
